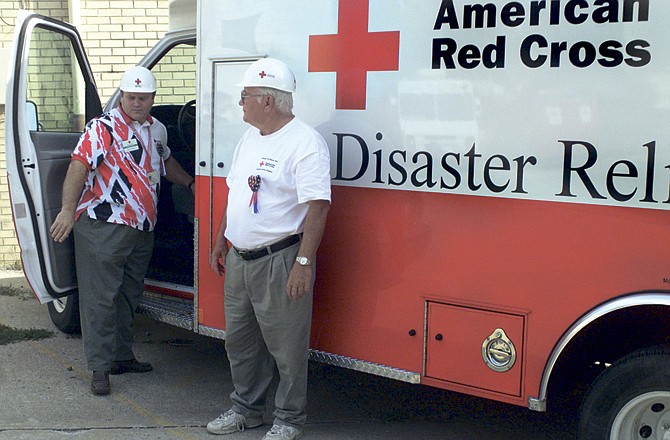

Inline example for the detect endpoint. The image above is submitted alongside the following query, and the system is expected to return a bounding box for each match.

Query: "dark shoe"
[110,358,153,375]
[91,371,110,395]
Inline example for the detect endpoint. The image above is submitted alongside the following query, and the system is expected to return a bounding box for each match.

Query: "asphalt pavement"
[0,270,578,439]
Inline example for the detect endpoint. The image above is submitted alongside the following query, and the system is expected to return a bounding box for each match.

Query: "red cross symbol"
[135,78,142,86]
[308,0,400,110]
[259,71,267,78]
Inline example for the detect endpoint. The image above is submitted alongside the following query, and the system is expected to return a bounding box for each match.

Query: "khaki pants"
[224,241,313,428]
[73,215,154,371]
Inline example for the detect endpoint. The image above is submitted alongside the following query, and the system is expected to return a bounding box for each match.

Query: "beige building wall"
[0,0,169,268]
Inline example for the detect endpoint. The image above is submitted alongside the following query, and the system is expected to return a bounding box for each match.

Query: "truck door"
[195,58,257,330]
[5,11,102,304]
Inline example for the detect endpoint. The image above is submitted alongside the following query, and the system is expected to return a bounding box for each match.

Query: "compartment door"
[425,302,525,396]
[5,11,101,302]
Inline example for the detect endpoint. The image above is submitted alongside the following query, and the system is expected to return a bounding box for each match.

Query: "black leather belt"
[234,234,301,261]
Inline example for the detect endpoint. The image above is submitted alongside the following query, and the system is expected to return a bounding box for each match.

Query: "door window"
[27,26,86,133]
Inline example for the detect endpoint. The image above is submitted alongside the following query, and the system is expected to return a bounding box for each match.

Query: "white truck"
[6,1,670,439]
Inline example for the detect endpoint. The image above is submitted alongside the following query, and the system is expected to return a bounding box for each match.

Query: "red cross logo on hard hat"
[308,0,400,110]
[259,71,267,78]
[135,78,142,86]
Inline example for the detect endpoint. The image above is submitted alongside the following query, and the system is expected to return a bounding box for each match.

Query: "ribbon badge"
[248,175,261,213]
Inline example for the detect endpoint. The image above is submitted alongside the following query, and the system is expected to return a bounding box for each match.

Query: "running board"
[135,294,421,386]
[137,293,194,330]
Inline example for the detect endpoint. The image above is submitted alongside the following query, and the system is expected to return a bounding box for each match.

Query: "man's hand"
[50,160,88,243]
[286,264,312,300]
[210,242,228,276]
[50,210,75,242]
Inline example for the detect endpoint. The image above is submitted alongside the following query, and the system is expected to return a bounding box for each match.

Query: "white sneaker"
[262,424,303,440]
[206,409,263,435]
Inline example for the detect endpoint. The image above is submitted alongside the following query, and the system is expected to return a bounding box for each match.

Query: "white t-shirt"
[225,117,331,249]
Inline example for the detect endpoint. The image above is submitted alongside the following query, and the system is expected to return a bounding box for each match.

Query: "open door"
[5,11,102,304]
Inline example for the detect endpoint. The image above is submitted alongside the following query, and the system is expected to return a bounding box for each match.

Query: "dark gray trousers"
[73,215,154,371]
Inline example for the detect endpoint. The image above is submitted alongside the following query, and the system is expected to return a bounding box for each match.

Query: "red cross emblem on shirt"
[308,0,400,110]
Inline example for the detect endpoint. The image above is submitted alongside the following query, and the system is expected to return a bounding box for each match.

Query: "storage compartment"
[425,302,525,396]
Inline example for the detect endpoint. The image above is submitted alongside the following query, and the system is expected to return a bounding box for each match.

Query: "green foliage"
[0,323,54,346]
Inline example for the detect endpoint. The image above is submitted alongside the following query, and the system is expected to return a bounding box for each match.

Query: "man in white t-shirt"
[208,58,331,440]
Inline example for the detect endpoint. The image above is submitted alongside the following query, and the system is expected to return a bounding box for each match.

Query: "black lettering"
[550,0,561,24]
[441,152,461,189]
[592,0,618,23]
[557,140,606,199]
[625,40,651,67]
[550,40,568,67]
[372,149,384,184]
[623,0,649,22]
[388,150,408,186]
[464,3,497,28]
[334,133,369,181]
[565,0,589,25]
[606,160,638,201]
[521,34,548,68]
[432,38,457,69]
[411,152,437,188]
[501,2,525,27]
[434,0,459,30]
[459,44,481,69]
[641,141,657,203]
[483,154,511,193]
[483,36,506,68]
[598,40,624,67]
[529,0,547,26]
[513,155,538,193]
[569,41,597,68]
[464,144,482,191]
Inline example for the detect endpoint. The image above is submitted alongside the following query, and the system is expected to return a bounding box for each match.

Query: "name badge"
[122,139,140,152]
[148,170,160,186]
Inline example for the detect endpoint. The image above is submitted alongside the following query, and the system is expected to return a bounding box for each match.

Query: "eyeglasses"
[240,92,267,103]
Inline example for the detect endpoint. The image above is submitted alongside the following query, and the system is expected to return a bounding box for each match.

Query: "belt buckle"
[236,248,251,259]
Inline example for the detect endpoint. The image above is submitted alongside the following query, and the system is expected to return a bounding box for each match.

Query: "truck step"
[137,293,194,330]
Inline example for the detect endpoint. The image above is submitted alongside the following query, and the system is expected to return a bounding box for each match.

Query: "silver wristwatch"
[295,256,311,266]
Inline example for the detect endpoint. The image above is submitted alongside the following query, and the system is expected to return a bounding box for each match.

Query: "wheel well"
[547,304,670,402]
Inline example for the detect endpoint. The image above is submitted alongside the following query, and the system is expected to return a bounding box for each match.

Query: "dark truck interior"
[146,100,196,287]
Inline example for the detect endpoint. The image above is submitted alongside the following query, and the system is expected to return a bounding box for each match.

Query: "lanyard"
[128,120,151,156]
[117,116,165,176]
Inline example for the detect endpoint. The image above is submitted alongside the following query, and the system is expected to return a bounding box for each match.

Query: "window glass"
[152,42,197,105]
[27,26,85,132]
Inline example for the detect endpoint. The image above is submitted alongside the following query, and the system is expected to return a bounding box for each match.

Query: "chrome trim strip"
[309,349,421,384]
[198,325,227,340]
[532,292,670,409]
[189,327,422,385]
[193,218,199,333]
[422,301,429,377]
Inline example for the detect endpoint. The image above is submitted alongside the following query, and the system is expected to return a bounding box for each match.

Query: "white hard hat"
[238,58,296,93]
[119,66,157,93]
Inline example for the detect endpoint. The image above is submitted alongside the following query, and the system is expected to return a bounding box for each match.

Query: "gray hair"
[258,87,293,115]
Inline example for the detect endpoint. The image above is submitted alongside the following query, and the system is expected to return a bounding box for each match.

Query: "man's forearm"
[164,156,194,188]
[61,160,88,213]
[297,199,330,260]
